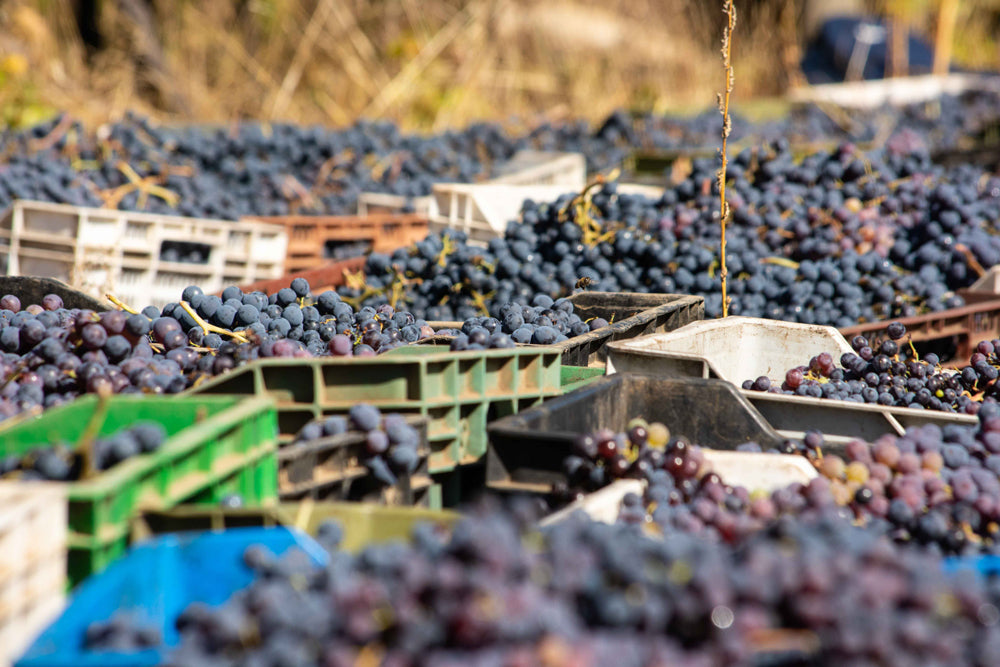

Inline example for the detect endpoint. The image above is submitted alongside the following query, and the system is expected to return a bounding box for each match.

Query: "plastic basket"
[229,255,367,296]
[486,374,785,493]
[187,345,562,474]
[0,395,279,588]
[0,200,288,310]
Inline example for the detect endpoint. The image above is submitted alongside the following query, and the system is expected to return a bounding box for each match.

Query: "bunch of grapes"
[293,404,423,488]
[744,321,991,414]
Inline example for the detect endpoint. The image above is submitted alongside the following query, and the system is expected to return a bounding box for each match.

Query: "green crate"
[0,395,279,588]
[188,345,562,473]
[560,366,605,394]
[131,502,459,553]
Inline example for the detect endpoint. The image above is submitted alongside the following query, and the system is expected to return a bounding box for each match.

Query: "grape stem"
[78,388,112,480]
[716,0,736,318]
[105,294,139,315]
[179,301,249,344]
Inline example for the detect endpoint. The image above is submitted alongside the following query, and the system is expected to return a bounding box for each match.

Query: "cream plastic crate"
[430,181,666,245]
[487,151,586,188]
[356,193,437,217]
[0,201,288,310]
[0,483,66,667]
[788,73,1000,109]
[540,451,817,527]
[606,317,978,444]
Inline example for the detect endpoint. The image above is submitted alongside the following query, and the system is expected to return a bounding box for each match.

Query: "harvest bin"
[423,292,704,368]
[131,502,460,553]
[606,317,978,444]
[486,374,785,493]
[0,395,279,588]
[16,527,327,667]
[277,414,440,508]
[188,345,562,474]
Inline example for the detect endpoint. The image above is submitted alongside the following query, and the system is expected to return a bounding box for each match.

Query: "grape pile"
[443,294,609,351]
[342,140,1000,325]
[0,281,440,425]
[162,496,1000,667]
[0,421,165,481]
[293,404,423,488]
[744,322,999,415]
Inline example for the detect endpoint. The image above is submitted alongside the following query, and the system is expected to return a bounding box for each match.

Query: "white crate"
[487,151,587,188]
[788,73,1000,109]
[0,483,66,667]
[0,201,288,311]
[606,317,855,383]
[606,317,978,444]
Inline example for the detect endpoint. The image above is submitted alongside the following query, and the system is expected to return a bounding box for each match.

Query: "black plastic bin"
[426,292,704,367]
[278,415,434,506]
[486,374,784,492]
[0,276,110,311]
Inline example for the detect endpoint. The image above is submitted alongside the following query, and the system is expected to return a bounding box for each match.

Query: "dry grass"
[0,0,998,132]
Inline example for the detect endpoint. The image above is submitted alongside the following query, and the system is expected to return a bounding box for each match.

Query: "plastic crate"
[607,317,978,445]
[486,151,587,187]
[422,292,705,367]
[15,527,327,667]
[0,276,110,311]
[486,374,785,493]
[0,200,288,310]
[277,415,435,506]
[187,345,562,474]
[0,395,279,588]
[839,299,1000,366]
[0,484,66,667]
[229,255,367,296]
[131,502,459,553]
[560,366,605,394]
[241,213,428,273]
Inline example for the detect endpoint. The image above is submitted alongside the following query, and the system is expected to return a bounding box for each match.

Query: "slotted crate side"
[187,346,562,473]
[242,214,428,273]
[277,415,432,504]
[0,483,66,667]
[0,395,279,588]
[486,374,785,493]
[839,299,1000,366]
[0,201,288,310]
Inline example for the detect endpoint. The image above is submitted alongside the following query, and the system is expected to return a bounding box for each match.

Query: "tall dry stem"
[716,0,736,318]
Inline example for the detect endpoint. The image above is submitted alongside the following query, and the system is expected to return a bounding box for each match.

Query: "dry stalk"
[716,0,736,318]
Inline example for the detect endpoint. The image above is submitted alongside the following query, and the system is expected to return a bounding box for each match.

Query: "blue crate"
[942,555,1000,578]
[17,527,328,667]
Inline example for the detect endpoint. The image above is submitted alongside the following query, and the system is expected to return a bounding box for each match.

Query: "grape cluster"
[0,421,165,481]
[444,294,609,351]
[343,139,1000,325]
[293,404,423,487]
[162,496,1000,667]
[84,612,162,651]
[744,322,995,415]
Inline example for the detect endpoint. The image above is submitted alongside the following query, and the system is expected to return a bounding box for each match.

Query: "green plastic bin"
[187,345,562,473]
[131,502,460,553]
[0,394,279,588]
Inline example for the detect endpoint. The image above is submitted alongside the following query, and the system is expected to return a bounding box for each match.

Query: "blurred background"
[2,0,999,131]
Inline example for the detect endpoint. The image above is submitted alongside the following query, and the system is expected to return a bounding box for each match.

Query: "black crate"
[425,292,704,367]
[486,374,784,492]
[278,415,433,505]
